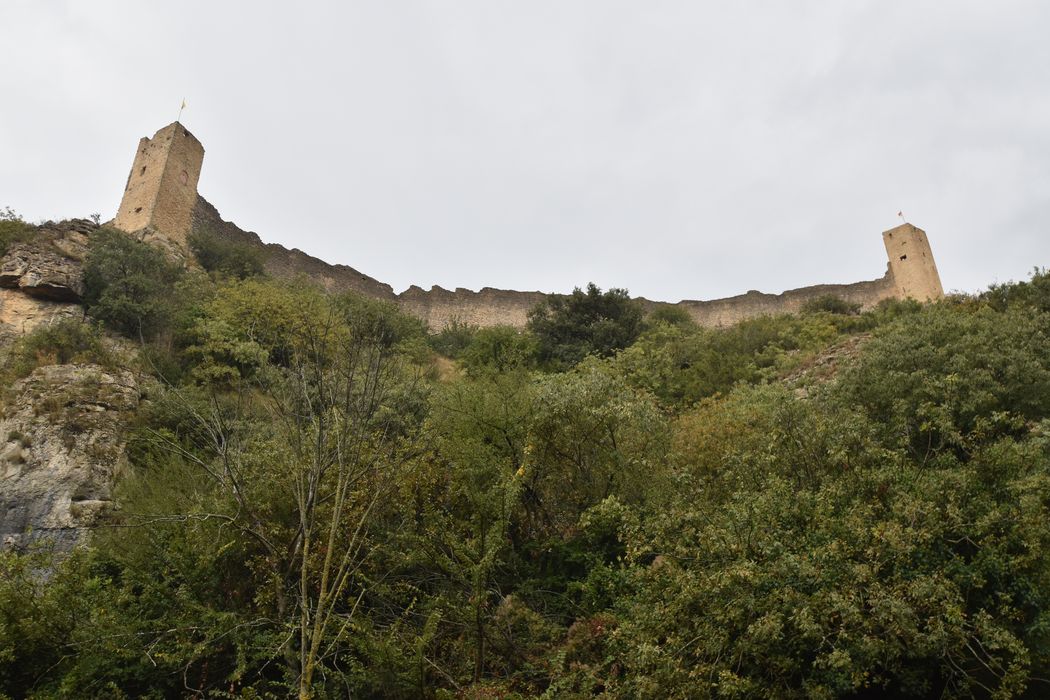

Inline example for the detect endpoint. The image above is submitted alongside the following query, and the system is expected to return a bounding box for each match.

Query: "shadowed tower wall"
[114,122,204,249]
[883,223,944,301]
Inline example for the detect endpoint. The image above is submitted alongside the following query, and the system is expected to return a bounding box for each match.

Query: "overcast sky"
[2,1,1048,301]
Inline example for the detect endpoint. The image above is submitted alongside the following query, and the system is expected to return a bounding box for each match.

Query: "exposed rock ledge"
[0,220,89,338]
[0,219,92,301]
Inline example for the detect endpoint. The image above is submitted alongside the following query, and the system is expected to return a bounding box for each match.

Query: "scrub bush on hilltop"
[4,267,1050,697]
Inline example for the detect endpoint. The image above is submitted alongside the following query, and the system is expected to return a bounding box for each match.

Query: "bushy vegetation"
[980,267,1050,314]
[4,254,1050,698]
[800,293,862,315]
[0,206,33,256]
[429,317,479,358]
[81,227,186,338]
[2,319,115,381]
[528,283,645,370]
[188,227,266,279]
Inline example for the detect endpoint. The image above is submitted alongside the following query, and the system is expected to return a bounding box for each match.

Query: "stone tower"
[883,222,944,301]
[113,122,204,250]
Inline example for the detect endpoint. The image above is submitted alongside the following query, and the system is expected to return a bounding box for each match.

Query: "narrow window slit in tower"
[900,255,907,261]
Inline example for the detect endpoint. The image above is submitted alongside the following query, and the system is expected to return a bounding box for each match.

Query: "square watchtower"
[883,223,944,302]
[114,122,204,249]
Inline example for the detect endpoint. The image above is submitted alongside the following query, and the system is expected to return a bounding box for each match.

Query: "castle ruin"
[113,122,945,328]
[114,122,204,252]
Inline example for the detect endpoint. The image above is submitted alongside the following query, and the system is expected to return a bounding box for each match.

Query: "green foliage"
[405,369,534,688]
[569,386,1050,698]
[429,318,479,358]
[12,253,1050,697]
[185,277,427,386]
[645,305,696,327]
[3,319,114,381]
[800,293,861,315]
[617,312,860,409]
[837,304,1050,458]
[460,325,538,375]
[0,546,97,697]
[188,227,266,279]
[528,283,644,370]
[981,267,1050,314]
[0,207,32,256]
[521,359,669,541]
[82,227,185,338]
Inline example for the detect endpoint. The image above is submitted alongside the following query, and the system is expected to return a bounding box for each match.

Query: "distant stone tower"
[113,122,204,250]
[883,223,944,301]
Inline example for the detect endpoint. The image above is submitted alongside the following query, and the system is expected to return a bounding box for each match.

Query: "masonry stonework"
[117,122,946,330]
[114,122,204,250]
[883,223,944,302]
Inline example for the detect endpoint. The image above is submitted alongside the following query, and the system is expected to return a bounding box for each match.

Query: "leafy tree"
[460,325,538,376]
[521,359,669,542]
[82,227,185,338]
[527,283,644,369]
[410,368,534,687]
[429,318,479,359]
[166,287,425,697]
[836,305,1050,459]
[0,206,32,256]
[188,227,266,279]
[0,546,95,696]
[560,386,1050,699]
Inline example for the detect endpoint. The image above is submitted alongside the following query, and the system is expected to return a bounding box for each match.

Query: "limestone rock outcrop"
[0,363,141,550]
[0,219,89,337]
[0,240,85,301]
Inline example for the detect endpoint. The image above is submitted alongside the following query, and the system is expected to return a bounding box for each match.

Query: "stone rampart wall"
[198,196,915,330]
[118,124,943,332]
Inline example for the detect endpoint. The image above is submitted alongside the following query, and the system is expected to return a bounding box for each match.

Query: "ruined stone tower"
[113,122,204,250]
[882,223,944,301]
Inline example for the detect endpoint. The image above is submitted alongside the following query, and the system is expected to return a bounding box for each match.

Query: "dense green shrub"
[981,267,1050,314]
[800,293,861,315]
[0,206,33,256]
[528,283,645,370]
[188,227,266,279]
[428,318,479,358]
[645,305,696,327]
[536,383,1050,698]
[460,325,537,375]
[82,227,185,338]
[10,252,1050,698]
[616,313,830,408]
[3,319,114,380]
[836,304,1050,458]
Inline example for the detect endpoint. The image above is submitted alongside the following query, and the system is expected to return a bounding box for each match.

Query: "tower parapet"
[882,223,944,302]
[113,122,204,251]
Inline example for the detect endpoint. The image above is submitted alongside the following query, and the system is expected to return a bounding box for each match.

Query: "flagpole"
[177,98,186,123]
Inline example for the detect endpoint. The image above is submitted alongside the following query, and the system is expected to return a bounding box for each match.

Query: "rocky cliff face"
[0,218,91,339]
[0,219,146,551]
[1,363,141,551]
